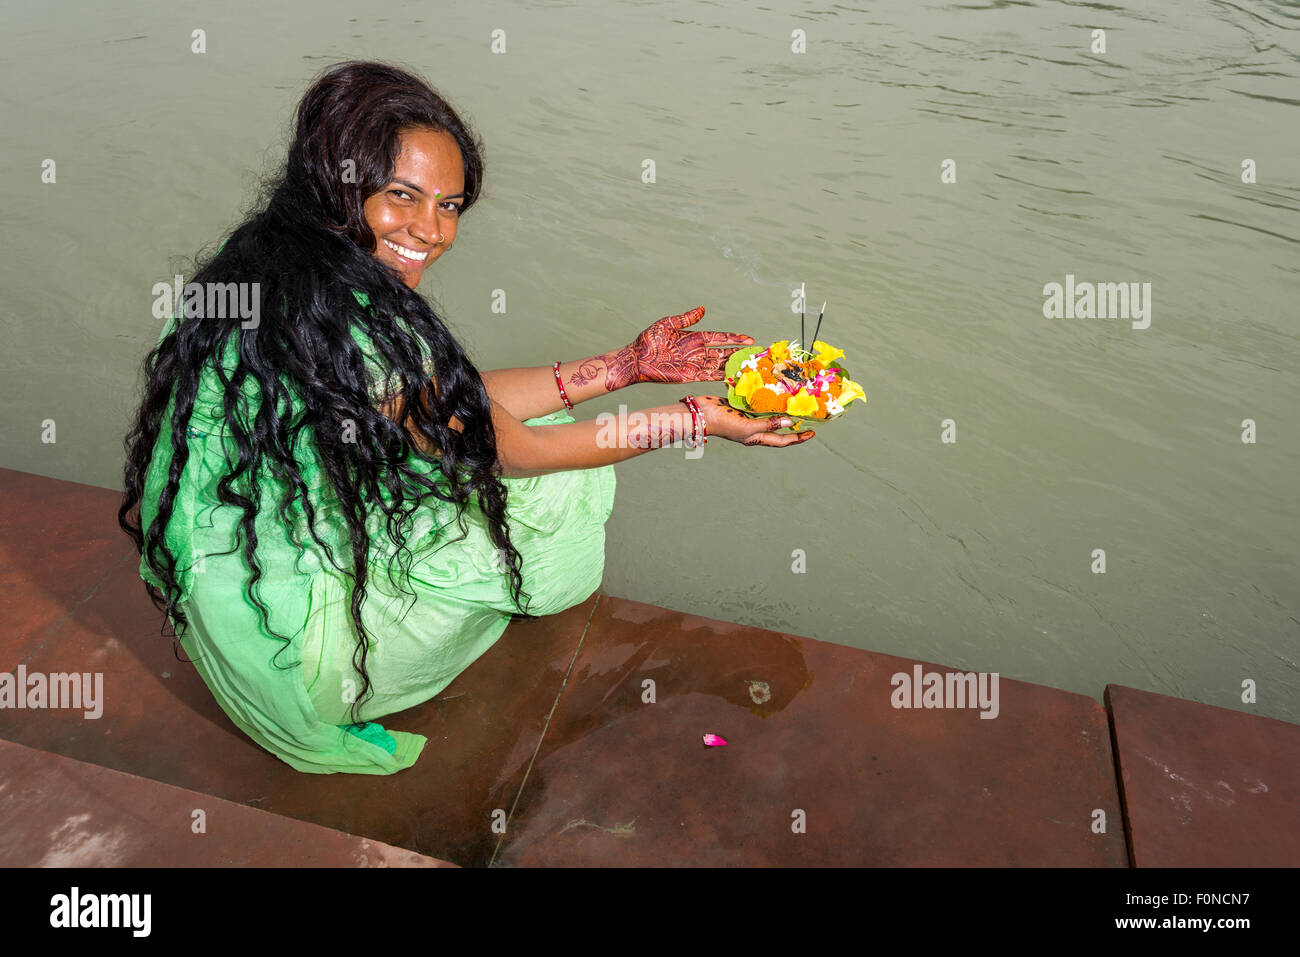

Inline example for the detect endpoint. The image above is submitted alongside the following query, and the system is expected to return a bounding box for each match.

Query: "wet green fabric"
[139,293,615,774]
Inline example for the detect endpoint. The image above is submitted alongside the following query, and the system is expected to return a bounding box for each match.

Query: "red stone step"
[1106,684,1300,867]
[0,738,454,866]
[491,595,1128,866]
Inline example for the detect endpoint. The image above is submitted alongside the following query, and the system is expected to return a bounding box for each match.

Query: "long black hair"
[120,60,533,728]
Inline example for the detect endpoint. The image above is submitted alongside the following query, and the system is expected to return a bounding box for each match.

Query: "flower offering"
[725,339,864,422]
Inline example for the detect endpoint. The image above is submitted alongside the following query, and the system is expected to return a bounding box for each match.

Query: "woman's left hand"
[609,306,754,388]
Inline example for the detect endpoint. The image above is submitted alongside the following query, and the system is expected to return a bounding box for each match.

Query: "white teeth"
[384,239,429,262]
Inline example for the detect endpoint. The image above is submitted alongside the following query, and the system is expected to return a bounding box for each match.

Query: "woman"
[120,61,815,775]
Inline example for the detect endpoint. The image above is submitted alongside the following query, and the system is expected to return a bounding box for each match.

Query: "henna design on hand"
[603,343,639,392]
[690,394,809,446]
[611,306,754,390]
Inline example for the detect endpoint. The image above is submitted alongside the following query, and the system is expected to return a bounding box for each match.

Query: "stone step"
[491,595,1125,866]
[0,737,454,867]
[1106,683,1300,867]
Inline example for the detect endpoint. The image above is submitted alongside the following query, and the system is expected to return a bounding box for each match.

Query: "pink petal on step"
[702,733,728,747]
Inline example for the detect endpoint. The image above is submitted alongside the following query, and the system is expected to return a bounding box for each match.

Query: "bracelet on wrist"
[679,395,707,448]
[553,361,574,411]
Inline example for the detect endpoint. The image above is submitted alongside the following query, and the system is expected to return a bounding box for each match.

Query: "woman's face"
[363,126,466,288]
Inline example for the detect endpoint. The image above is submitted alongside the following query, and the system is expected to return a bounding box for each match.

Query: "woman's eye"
[390,189,413,201]
[441,202,462,214]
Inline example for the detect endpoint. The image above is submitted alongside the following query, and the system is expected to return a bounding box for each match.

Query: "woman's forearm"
[493,400,694,478]
[480,345,638,421]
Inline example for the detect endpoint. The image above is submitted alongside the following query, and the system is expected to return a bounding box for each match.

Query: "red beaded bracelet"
[680,395,707,447]
[686,397,698,446]
[692,398,706,446]
[553,361,574,411]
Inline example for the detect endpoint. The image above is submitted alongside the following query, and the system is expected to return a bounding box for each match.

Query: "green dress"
[139,293,616,774]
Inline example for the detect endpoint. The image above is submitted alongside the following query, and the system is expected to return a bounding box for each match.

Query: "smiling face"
[362,126,466,288]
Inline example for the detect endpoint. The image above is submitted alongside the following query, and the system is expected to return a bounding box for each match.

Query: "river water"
[2,0,1297,723]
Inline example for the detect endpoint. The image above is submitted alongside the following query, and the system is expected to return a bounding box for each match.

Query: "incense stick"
[799,282,806,354]
[810,302,827,353]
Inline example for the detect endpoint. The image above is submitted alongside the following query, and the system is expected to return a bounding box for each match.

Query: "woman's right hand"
[690,395,816,447]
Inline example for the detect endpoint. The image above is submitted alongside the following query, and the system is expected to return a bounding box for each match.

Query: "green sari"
[139,292,615,773]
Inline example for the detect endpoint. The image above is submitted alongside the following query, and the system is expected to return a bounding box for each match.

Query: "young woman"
[120,61,815,775]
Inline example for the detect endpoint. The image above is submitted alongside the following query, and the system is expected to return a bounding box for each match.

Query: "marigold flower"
[747,386,787,413]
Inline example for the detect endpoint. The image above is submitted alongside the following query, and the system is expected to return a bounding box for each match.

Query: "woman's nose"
[408,218,442,246]
[408,208,448,246]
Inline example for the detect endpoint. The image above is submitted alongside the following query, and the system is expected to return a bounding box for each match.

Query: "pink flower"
[702,733,728,747]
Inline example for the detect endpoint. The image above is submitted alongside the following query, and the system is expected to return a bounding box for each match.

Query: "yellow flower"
[735,368,764,401]
[787,389,818,417]
[768,340,790,363]
[813,340,844,366]
[837,375,866,406]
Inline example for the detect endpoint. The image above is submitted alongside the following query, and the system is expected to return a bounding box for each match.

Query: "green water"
[2,0,1296,723]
